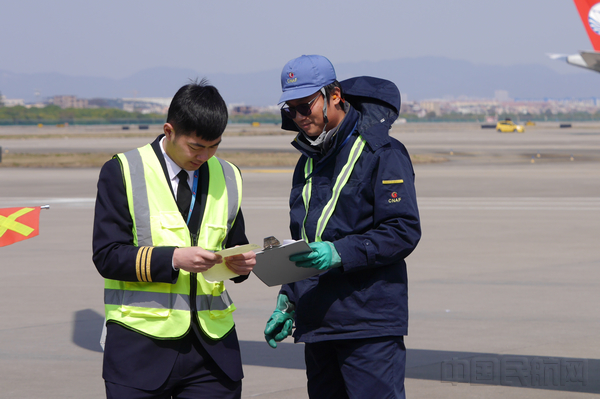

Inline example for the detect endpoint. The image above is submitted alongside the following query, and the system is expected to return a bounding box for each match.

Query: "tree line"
[0,105,283,125]
[0,104,166,125]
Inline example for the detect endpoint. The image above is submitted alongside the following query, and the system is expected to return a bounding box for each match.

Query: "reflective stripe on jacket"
[104,143,242,339]
[301,134,366,242]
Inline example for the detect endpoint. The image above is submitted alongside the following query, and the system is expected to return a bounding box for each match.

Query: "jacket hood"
[341,76,400,151]
[340,76,400,125]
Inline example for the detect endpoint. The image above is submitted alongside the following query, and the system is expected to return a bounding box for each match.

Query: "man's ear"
[330,87,343,107]
[163,123,175,139]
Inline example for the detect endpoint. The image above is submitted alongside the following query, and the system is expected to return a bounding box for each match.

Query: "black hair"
[166,78,228,141]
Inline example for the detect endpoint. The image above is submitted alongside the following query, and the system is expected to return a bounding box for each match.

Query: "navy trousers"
[105,333,241,399]
[304,336,406,399]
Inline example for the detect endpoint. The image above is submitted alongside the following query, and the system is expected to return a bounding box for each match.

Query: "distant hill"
[1,57,598,106]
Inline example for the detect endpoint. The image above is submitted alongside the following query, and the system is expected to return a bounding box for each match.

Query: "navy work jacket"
[280,76,421,343]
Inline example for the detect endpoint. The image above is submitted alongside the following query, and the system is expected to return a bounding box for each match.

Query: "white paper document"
[253,240,320,287]
[202,243,261,283]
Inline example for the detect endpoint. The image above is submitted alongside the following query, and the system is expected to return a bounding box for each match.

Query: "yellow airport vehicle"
[525,120,536,126]
[496,119,525,133]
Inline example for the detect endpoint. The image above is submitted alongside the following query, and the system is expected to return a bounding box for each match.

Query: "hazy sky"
[0,0,592,78]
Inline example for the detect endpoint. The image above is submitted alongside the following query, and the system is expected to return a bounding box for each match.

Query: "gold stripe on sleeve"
[135,247,145,282]
[144,246,154,282]
[382,179,404,184]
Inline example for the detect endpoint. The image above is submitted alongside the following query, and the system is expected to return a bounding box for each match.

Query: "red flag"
[0,206,41,247]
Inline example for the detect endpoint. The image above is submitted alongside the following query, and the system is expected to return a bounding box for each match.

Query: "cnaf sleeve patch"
[381,179,404,203]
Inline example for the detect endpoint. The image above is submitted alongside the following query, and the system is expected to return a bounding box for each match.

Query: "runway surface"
[1,123,599,398]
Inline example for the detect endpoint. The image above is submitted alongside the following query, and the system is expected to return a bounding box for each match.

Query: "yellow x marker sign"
[0,208,35,237]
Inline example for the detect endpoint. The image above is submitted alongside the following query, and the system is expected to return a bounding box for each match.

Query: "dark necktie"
[176,169,192,222]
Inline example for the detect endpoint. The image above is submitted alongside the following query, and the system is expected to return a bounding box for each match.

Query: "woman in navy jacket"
[264,55,421,399]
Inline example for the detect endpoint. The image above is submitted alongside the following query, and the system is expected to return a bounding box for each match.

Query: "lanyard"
[187,170,199,225]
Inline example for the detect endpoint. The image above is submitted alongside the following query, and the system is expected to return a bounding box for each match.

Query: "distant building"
[0,96,25,107]
[122,97,171,114]
[51,95,89,109]
[494,90,510,102]
[401,96,600,118]
[420,101,442,116]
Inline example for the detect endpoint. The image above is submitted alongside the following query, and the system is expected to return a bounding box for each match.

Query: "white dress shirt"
[159,136,193,199]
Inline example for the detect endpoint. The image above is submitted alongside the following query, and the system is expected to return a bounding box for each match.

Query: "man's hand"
[225,250,257,275]
[290,241,342,271]
[173,247,222,273]
[264,294,295,348]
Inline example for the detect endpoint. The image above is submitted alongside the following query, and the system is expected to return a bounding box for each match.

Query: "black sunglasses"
[282,93,321,119]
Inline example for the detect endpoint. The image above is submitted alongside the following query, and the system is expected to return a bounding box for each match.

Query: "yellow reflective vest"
[104,143,242,340]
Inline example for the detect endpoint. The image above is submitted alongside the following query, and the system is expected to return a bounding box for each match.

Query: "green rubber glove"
[264,294,295,349]
[290,241,342,271]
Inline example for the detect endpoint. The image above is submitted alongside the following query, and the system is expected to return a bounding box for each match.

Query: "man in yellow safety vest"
[93,79,256,398]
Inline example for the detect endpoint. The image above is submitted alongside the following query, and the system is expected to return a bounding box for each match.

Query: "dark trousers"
[305,336,406,399]
[105,333,241,399]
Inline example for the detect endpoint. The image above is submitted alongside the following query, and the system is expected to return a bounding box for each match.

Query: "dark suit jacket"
[93,135,248,390]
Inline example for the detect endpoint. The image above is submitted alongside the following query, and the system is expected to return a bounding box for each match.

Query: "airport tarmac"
[1,123,599,398]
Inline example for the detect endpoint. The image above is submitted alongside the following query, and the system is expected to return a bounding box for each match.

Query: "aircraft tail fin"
[574,0,600,51]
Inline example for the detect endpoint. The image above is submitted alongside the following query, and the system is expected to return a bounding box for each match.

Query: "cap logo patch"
[286,71,298,84]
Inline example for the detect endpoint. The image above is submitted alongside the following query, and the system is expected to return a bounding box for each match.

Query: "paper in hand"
[202,243,261,283]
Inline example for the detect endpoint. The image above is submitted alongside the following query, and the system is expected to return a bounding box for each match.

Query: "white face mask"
[302,124,340,154]
[306,130,328,146]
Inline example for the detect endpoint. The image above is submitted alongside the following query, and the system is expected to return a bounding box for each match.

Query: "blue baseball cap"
[279,55,337,104]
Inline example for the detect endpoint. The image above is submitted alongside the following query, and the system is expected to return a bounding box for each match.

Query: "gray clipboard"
[253,240,321,286]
